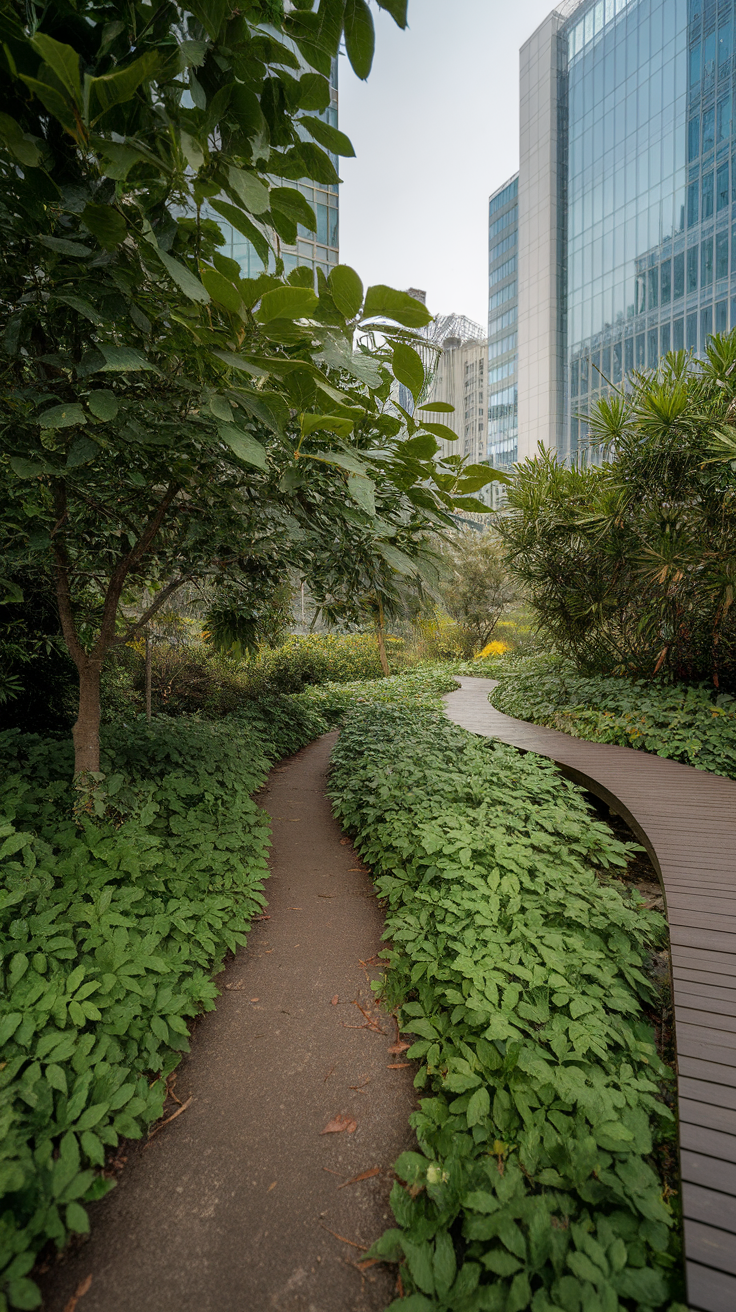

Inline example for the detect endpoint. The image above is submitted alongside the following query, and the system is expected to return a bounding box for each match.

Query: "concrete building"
[515,0,736,464]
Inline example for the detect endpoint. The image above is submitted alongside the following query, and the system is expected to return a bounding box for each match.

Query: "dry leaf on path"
[225,981,244,990]
[146,1096,193,1142]
[267,1181,276,1192]
[63,1275,92,1312]
[340,838,350,845]
[338,1166,380,1189]
[318,1223,367,1251]
[331,995,339,1005]
[320,1113,357,1135]
[387,1041,410,1055]
[387,1062,411,1069]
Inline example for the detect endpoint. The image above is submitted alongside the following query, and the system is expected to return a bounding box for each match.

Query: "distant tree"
[440,530,518,655]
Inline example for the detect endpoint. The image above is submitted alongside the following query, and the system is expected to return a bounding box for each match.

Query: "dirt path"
[39,733,416,1312]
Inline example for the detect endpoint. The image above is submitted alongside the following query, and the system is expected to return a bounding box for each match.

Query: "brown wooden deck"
[445,676,736,1312]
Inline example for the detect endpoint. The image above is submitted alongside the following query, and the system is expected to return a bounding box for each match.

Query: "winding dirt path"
[39,732,416,1312]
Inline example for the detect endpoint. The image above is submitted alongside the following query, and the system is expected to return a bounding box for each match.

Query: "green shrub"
[328,702,684,1312]
[0,695,327,1309]
[488,658,736,780]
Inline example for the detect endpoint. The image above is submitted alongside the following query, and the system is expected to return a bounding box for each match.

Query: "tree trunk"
[376,599,390,677]
[145,629,152,722]
[73,659,103,776]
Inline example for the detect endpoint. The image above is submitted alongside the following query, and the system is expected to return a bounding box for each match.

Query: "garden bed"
[328,698,686,1311]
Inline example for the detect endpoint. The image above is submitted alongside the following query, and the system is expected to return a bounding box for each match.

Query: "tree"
[440,530,518,655]
[0,0,501,776]
[498,337,736,686]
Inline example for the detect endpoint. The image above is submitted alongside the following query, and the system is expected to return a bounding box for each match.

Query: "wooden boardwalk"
[445,677,736,1312]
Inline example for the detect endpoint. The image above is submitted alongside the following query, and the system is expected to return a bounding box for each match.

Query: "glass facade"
[487,175,519,478]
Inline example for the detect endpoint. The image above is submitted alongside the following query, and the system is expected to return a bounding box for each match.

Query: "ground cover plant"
[0,695,328,1310]
[329,702,685,1312]
[485,656,736,781]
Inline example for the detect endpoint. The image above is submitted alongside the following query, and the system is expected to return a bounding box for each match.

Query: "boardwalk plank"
[444,678,736,1312]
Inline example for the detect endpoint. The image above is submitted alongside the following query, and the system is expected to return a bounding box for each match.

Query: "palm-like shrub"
[498,336,736,687]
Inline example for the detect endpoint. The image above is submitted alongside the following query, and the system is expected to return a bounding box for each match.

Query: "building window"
[702,171,714,219]
[647,329,658,368]
[716,231,729,279]
[701,237,713,287]
[716,299,728,332]
[717,162,730,211]
[687,181,699,226]
[687,312,698,350]
[661,323,671,355]
[647,267,658,309]
[701,304,713,346]
[702,106,715,155]
[689,116,701,160]
[674,252,685,299]
[636,333,645,368]
[687,245,699,293]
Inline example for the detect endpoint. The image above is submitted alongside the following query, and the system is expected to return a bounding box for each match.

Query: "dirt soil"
[37,732,417,1312]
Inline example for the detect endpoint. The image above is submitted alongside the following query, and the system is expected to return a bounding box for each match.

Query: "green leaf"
[457,464,498,492]
[81,203,127,250]
[297,72,331,111]
[304,450,366,475]
[87,390,118,421]
[378,543,418,576]
[227,166,271,215]
[402,1238,435,1296]
[269,186,317,233]
[45,1064,68,1094]
[37,235,93,257]
[5,1276,42,1309]
[210,350,268,379]
[217,423,268,470]
[400,434,438,460]
[291,141,340,185]
[300,416,356,438]
[344,0,375,79]
[39,403,86,430]
[65,1201,90,1234]
[67,437,99,468]
[433,1232,457,1299]
[255,286,318,322]
[376,0,408,26]
[363,285,432,328]
[157,250,210,303]
[300,115,355,157]
[0,113,42,167]
[31,33,81,103]
[99,345,157,373]
[393,343,425,399]
[0,1013,22,1045]
[417,401,454,413]
[53,293,104,325]
[466,1085,490,1126]
[328,265,363,318]
[86,51,159,122]
[418,421,459,444]
[8,459,50,478]
[347,474,375,516]
[208,200,271,267]
[200,268,243,315]
[452,496,492,514]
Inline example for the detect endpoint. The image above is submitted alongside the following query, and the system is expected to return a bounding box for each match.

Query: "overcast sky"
[338,0,555,330]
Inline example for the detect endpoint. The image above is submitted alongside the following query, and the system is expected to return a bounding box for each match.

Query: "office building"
[517,0,736,464]
[487,175,520,480]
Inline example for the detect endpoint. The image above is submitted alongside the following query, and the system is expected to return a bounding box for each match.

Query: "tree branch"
[92,481,180,659]
[116,575,191,643]
[52,481,86,669]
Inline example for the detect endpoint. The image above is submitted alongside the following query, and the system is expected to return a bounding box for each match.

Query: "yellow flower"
[476,640,509,659]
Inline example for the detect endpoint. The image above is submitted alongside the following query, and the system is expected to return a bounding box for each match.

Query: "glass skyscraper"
[517,0,736,465]
[487,175,519,476]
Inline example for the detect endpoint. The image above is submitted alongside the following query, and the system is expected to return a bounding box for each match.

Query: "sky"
[338,0,555,330]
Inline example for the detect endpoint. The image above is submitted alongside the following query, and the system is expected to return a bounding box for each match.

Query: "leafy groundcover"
[0,695,327,1310]
[328,701,685,1312]
[485,658,736,781]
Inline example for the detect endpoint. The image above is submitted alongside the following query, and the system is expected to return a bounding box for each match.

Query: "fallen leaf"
[321,1113,357,1135]
[322,1166,343,1176]
[387,1041,410,1055]
[340,838,350,845]
[267,1181,276,1192]
[225,981,244,990]
[324,1063,337,1082]
[348,868,365,872]
[63,1275,93,1312]
[319,1222,367,1250]
[331,995,339,1005]
[387,1062,411,1069]
[318,894,336,899]
[356,1258,379,1271]
[338,1166,380,1189]
[288,906,302,910]
[250,997,260,1002]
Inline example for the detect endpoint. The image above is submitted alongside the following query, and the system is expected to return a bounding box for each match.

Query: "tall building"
[487,176,520,480]
[209,56,339,281]
[516,0,736,465]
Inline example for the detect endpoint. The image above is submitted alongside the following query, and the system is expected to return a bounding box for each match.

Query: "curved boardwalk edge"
[445,677,736,1312]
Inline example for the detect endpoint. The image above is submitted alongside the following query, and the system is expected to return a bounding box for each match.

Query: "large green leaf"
[417,401,454,413]
[81,203,126,250]
[86,52,159,122]
[392,343,424,399]
[347,474,376,516]
[53,293,103,325]
[362,285,433,328]
[376,0,408,27]
[200,268,243,315]
[296,72,331,111]
[300,416,356,438]
[255,286,318,322]
[418,421,460,445]
[87,390,118,421]
[30,33,81,103]
[39,403,86,429]
[378,542,418,576]
[300,115,355,157]
[400,434,439,460]
[269,186,317,233]
[344,0,375,80]
[99,345,157,373]
[37,235,92,257]
[226,166,271,215]
[208,200,271,267]
[217,423,267,470]
[210,350,268,379]
[305,448,367,473]
[156,250,210,304]
[328,265,363,318]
